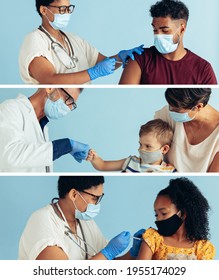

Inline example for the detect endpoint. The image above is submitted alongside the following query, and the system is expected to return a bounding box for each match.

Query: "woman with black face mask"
[137,177,215,260]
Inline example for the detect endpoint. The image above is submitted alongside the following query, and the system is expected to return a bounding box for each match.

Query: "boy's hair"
[139,119,173,146]
[150,0,189,22]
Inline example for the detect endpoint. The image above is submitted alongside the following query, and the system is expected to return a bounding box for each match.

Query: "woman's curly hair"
[157,177,211,241]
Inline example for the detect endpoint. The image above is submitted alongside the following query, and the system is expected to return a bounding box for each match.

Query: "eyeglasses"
[80,190,104,205]
[48,89,77,110]
[60,88,77,110]
[47,4,75,14]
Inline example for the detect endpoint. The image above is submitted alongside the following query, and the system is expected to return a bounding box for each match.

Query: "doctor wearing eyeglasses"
[19,0,144,84]
[19,176,144,260]
[0,88,90,172]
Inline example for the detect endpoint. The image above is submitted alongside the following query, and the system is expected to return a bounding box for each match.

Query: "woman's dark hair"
[165,88,211,109]
[150,0,189,22]
[58,176,104,198]
[36,0,56,16]
[157,177,211,241]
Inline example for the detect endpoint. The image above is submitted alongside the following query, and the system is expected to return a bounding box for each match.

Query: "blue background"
[0,87,218,172]
[1,0,219,84]
[0,175,218,260]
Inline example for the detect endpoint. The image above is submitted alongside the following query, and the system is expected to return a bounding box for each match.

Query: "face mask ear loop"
[75,191,88,213]
[177,210,185,221]
[172,25,181,44]
[44,7,55,23]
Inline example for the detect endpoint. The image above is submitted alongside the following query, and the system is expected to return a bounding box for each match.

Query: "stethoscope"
[38,25,78,69]
[51,198,97,259]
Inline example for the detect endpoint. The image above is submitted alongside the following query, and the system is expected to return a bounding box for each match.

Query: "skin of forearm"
[38,70,91,84]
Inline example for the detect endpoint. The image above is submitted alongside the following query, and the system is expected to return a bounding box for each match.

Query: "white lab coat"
[0,94,53,172]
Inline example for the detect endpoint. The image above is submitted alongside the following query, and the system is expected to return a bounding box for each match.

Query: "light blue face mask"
[46,8,71,30]
[44,98,71,120]
[169,110,195,123]
[154,27,181,54]
[73,192,101,221]
[139,148,163,164]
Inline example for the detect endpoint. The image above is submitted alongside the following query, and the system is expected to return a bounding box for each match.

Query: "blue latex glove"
[130,228,145,257]
[87,58,116,80]
[69,139,90,163]
[118,44,144,67]
[101,231,131,260]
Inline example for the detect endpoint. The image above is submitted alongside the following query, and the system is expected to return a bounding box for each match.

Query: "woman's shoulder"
[154,105,169,118]
[154,106,176,130]
[195,240,216,260]
[143,227,162,240]
[29,205,54,224]
[195,239,215,250]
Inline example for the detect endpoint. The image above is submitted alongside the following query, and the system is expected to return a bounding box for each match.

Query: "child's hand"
[86,149,97,161]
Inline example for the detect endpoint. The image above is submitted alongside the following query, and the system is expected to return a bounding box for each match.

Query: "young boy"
[87,119,176,173]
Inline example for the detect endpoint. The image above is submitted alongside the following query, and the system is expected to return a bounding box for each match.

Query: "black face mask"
[155,212,183,236]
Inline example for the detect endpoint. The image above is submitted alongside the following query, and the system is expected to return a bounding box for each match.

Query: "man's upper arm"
[119,60,141,84]
[36,246,68,260]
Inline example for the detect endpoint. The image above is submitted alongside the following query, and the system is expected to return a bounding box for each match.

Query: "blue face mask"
[169,110,195,123]
[46,8,71,30]
[154,27,181,54]
[73,192,101,221]
[44,98,71,120]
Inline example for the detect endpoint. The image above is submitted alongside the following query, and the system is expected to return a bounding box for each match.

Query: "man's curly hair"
[150,0,189,22]
[157,177,211,241]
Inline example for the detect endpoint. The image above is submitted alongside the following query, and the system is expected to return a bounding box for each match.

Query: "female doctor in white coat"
[19,0,144,84]
[19,176,144,260]
[0,88,90,172]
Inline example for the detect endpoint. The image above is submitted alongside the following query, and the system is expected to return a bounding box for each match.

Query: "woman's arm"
[119,60,142,84]
[136,241,153,260]
[36,246,68,260]
[29,56,91,84]
[208,152,219,172]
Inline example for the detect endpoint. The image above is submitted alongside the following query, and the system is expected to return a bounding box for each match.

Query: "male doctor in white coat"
[0,88,89,172]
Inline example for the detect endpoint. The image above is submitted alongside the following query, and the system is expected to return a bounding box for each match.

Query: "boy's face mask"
[138,148,163,164]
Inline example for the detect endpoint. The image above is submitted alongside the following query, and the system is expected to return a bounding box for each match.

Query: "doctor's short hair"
[139,119,173,146]
[36,0,56,16]
[150,0,189,22]
[165,88,211,109]
[157,177,211,241]
[58,176,105,198]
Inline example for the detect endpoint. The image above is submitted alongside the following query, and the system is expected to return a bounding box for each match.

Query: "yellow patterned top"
[142,228,215,260]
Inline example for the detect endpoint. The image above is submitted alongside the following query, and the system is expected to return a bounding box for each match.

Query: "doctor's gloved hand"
[101,231,131,260]
[130,228,145,257]
[69,139,90,163]
[87,58,116,80]
[118,44,144,68]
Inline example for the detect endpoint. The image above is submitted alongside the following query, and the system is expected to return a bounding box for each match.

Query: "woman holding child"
[155,88,219,172]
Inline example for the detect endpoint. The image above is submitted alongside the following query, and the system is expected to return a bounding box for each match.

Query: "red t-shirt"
[134,46,217,84]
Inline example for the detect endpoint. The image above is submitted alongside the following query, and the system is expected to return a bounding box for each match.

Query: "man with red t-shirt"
[119,0,217,85]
